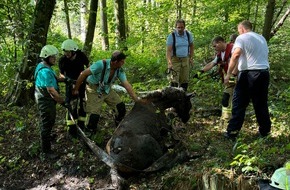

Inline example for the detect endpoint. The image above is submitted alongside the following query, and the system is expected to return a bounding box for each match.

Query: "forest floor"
[0,91,289,190]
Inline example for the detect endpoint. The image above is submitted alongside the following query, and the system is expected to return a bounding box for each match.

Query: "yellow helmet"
[40,45,58,58]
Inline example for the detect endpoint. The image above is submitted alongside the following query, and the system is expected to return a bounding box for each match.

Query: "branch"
[270,6,290,37]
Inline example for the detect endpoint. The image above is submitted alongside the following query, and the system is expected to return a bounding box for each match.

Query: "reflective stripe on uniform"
[78,116,86,122]
[221,106,232,120]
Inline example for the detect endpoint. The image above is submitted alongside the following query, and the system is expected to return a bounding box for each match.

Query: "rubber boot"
[180,83,188,92]
[41,138,59,160]
[170,82,179,87]
[115,102,126,127]
[86,114,100,136]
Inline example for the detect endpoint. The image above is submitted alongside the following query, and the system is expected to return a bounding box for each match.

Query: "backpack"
[172,30,190,56]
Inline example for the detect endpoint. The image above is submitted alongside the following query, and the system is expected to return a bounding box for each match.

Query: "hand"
[72,88,79,96]
[224,74,230,85]
[229,75,237,85]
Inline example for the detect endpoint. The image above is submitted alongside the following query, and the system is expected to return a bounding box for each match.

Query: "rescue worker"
[59,39,89,138]
[72,50,142,136]
[194,36,238,127]
[34,45,65,159]
[166,19,194,92]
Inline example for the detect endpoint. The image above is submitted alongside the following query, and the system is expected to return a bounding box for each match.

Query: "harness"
[216,43,233,82]
[98,59,121,97]
[172,30,190,57]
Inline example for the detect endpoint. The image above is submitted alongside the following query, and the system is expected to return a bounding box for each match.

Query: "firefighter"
[72,51,142,136]
[34,45,65,159]
[194,36,238,127]
[59,39,89,138]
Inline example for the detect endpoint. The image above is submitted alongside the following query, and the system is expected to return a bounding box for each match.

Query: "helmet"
[61,39,78,51]
[270,167,289,190]
[40,45,58,58]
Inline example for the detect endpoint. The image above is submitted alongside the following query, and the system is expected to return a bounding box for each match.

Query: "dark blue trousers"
[227,70,271,136]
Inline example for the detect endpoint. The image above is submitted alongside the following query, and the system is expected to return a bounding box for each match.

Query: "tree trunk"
[114,0,127,50]
[5,0,56,106]
[263,0,276,41]
[64,0,72,39]
[83,0,98,56]
[80,0,87,42]
[100,0,109,50]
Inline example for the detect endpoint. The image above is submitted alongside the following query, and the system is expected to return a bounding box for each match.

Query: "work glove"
[229,75,237,85]
[64,77,75,85]
[193,70,204,79]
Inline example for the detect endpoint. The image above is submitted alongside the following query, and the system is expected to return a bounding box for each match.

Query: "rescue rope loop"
[165,68,177,77]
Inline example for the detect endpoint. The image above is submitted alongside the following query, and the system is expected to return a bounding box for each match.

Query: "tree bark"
[263,0,276,41]
[114,0,127,50]
[5,0,56,106]
[83,0,98,56]
[64,0,72,39]
[100,0,109,50]
[80,0,87,42]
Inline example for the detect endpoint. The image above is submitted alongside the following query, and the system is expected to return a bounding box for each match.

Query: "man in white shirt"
[224,20,271,140]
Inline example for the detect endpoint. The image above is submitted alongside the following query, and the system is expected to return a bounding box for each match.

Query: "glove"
[229,75,237,85]
[64,77,75,85]
[193,70,204,79]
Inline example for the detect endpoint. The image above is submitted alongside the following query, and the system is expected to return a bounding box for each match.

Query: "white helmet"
[61,39,78,51]
[270,167,288,190]
[40,45,58,58]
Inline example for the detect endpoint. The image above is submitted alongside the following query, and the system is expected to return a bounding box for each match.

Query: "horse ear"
[186,92,195,98]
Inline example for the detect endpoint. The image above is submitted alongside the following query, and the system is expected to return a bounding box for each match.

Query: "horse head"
[140,87,193,123]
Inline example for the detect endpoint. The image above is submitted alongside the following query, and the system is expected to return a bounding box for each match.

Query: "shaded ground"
[0,91,289,189]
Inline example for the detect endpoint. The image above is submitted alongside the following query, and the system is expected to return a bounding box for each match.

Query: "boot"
[68,124,78,139]
[86,114,100,136]
[180,83,188,91]
[41,139,59,160]
[170,82,179,87]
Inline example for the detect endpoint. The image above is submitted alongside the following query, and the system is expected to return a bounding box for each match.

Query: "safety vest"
[216,43,233,82]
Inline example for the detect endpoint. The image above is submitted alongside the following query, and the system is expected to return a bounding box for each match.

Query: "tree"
[83,0,98,56]
[5,0,56,106]
[100,0,109,50]
[63,0,72,39]
[263,0,276,41]
[114,0,126,50]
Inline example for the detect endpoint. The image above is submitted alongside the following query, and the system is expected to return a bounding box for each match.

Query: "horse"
[106,87,193,174]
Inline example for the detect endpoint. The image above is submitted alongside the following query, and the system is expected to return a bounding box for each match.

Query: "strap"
[100,59,107,85]
[172,30,190,57]
[34,66,48,80]
[172,32,176,56]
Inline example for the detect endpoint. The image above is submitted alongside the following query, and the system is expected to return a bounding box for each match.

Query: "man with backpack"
[72,51,142,136]
[58,39,89,138]
[166,19,194,92]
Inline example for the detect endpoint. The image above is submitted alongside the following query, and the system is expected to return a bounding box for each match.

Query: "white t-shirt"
[233,31,269,71]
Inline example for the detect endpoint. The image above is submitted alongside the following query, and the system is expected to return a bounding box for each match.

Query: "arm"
[166,45,173,69]
[47,87,64,104]
[189,43,194,66]
[202,61,215,72]
[224,47,242,84]
[72,68,92,95]
[121,80,139,102]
